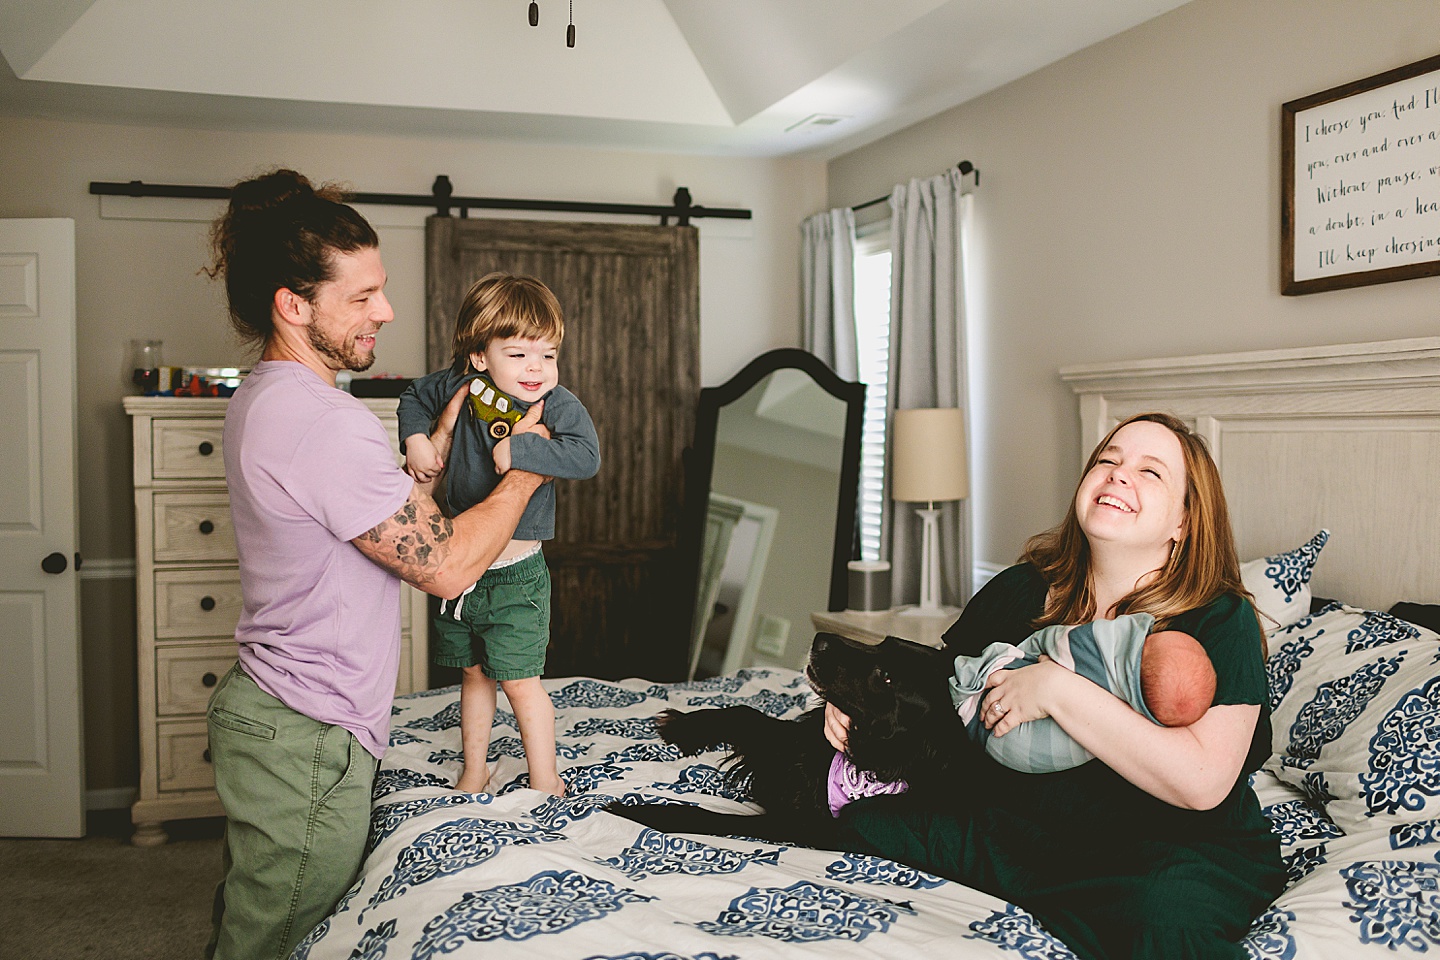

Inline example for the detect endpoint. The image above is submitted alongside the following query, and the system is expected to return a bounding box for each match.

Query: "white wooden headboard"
[1060,337,1440,610]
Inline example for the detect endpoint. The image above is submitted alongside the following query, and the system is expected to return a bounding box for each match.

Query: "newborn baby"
[951,613,1217,774]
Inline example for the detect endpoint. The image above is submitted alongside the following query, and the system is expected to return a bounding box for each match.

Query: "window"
[853,223,892,561]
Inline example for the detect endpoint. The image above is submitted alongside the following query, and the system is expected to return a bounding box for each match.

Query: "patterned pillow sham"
[1242,529,1330,635]
[1265,602,1440,837]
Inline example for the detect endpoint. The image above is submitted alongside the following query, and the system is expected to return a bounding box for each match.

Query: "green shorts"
[432,549,550,681]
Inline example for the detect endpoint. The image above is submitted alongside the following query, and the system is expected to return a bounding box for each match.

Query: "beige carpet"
[0,812,223,960]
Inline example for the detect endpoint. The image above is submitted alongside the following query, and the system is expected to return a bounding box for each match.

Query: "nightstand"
[810,606,960,650]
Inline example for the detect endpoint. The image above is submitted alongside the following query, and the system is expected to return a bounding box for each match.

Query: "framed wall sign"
[1282,53,1440,295]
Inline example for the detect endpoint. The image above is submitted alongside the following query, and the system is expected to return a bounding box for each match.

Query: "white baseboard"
[78,557,135,582]
[86,786,136,811]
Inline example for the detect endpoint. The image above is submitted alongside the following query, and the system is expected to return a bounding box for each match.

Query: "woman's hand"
[980,655,1065,737]
[1002,654,1258,810]
[823,701,851,753]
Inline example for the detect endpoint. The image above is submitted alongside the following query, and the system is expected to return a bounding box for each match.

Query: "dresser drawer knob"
[203,748,212,763]
[200,596,216,611]
[198,441,214,456]
[202,672,218,687]
[199,520,215,535]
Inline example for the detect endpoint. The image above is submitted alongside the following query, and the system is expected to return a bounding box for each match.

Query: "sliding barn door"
[426,217,699,682]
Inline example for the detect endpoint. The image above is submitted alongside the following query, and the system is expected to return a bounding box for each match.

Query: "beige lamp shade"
[891,408,969,502]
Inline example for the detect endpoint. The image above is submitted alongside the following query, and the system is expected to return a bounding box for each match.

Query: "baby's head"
[452,272,564,401]
[1139,629,1216,727]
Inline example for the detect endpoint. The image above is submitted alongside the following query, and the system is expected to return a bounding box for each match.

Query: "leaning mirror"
[679,349,863,679]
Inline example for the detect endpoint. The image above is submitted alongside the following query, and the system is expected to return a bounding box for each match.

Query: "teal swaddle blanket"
[949,612,1156,773]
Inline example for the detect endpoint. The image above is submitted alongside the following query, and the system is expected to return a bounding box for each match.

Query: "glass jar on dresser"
[123,396,428,845]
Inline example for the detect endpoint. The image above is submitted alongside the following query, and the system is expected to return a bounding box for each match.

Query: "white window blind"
[853,223,892,561]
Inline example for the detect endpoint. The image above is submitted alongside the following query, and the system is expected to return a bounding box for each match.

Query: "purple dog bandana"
[826,751,910,816]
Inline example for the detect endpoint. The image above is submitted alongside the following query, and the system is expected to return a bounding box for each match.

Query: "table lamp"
[890,408,968,614]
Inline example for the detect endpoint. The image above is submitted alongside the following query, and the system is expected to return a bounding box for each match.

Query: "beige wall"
[0,115,826,795]
[827,0,1440,574]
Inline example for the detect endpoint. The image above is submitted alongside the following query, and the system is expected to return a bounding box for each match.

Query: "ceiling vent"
[785,114,851,133]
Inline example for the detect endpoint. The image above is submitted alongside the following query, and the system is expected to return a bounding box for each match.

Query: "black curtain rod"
[851,160,978,213]
[88,175,752,227]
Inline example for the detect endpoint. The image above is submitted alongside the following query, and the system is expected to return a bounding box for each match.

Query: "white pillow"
[1241,529,1330,635]
[1265,602,1440,837]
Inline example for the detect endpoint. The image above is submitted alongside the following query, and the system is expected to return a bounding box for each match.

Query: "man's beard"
[307,320,375,372]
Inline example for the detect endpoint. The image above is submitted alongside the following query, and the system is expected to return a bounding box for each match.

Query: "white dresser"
[123,396,427,845]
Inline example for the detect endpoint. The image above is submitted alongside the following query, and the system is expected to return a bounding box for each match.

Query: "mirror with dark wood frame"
[678,349,864,679]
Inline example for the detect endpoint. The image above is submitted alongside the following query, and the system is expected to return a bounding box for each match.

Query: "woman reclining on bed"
[823,412,1284,960]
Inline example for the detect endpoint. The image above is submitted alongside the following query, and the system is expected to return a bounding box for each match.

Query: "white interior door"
[0,218,83,837]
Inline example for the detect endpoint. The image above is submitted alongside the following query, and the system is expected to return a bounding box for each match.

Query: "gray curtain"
[800,207,858,380]
[882,168,973,608]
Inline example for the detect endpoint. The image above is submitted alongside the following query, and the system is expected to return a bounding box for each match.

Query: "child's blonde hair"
[450,272,565,373]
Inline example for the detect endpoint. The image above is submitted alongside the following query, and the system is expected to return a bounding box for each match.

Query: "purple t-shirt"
[224,362,413,757]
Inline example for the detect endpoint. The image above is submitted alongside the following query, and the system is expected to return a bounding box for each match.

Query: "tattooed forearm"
[353,500,456,589]
[352,471,536,597]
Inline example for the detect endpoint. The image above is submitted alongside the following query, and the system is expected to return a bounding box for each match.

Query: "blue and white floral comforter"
[293,646,1440,960]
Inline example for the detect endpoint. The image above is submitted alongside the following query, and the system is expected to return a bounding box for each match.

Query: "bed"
[294,336,1440,960]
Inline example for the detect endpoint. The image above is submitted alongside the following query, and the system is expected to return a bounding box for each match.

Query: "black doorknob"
[41,552,67,574]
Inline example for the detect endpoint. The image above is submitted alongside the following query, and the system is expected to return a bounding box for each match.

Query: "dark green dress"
[836,564,1285,960]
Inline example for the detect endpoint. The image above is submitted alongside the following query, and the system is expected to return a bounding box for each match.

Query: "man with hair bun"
[203,169,547,960]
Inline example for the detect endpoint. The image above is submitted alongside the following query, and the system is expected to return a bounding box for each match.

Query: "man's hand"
[403,434,444,483]
[497,400,549,478]
[429,382,471,464]
[511,399,549,440]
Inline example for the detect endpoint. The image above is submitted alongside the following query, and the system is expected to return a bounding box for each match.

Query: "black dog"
[606,631,966,847]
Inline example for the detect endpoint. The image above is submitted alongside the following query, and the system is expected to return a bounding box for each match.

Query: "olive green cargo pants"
[205,663,378,960]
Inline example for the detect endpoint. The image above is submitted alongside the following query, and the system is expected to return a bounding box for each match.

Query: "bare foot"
[530,775,566,798]
[455,766,490,794]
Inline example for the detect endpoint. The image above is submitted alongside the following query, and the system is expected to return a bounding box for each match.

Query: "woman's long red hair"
[1021,413,1258,641]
